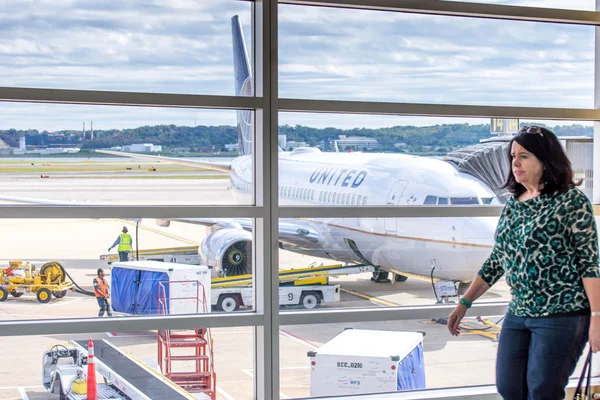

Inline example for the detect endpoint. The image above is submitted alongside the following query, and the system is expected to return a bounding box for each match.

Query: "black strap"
[574,349,592,400]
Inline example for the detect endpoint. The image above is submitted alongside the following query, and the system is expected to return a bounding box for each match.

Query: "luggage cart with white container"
[307,329,426,397]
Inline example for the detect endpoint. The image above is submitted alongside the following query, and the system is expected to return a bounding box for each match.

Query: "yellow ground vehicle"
[0,260,74,303]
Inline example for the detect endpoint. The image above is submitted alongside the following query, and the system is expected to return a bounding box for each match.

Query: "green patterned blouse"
[478,185,600,317]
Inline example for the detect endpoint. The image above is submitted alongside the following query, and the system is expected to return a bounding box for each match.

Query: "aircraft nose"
[462,217,497,245]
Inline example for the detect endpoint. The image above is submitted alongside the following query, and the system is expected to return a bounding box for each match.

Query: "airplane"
[92,15,500,297]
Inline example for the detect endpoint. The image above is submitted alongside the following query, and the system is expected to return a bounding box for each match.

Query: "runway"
[0,173,525,400]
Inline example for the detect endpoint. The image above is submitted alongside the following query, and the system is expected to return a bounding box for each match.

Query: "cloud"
[0,1,594,131]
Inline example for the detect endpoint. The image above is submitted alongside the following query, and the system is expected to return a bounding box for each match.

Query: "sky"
[0,0,595,132]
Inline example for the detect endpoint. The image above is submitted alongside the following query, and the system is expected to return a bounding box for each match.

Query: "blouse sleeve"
[567,190,600,278]
[477,205,509,287]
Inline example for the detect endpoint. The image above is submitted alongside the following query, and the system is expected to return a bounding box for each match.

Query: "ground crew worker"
[108,226,132,262]
[94,268,112,317]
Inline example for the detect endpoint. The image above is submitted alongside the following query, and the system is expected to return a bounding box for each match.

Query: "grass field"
[0,160,228,176]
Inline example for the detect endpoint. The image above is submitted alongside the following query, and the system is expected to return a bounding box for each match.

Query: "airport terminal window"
[438,197,449,205]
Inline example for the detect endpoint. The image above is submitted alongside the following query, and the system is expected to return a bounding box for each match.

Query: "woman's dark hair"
[502,126,580,198]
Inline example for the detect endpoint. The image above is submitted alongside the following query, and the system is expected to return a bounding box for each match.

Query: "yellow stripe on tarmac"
[341,288,398,307]
[117,219,200,246]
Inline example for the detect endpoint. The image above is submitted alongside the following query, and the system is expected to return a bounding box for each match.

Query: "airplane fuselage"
[228,148,498,282]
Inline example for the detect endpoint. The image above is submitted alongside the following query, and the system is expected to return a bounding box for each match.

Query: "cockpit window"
[450,197,479,205]
[424,195,437,205]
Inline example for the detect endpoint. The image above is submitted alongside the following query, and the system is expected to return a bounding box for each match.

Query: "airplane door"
[385,180,409,234]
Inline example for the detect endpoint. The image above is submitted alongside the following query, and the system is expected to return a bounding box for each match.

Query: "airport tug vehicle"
[0,260,74,303]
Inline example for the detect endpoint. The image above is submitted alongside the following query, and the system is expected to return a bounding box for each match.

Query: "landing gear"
[371,271,390,283]
[394,274,408,282]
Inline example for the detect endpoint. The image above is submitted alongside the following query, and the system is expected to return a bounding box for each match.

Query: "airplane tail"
[232,15,253,156]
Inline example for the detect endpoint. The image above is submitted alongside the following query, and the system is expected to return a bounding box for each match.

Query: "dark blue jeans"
[496,312,589,400]
[97,297,112,317]
[118,251,129,262]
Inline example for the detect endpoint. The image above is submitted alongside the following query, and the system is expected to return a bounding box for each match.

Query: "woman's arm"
[583,278,600,352]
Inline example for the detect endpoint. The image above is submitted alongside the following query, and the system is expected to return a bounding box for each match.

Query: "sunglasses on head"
[519,125,544,137]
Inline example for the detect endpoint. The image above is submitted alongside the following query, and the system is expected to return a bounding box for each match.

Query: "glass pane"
[279,322,593,397]
[0,103,253,206]
[279,5,594,108]
[278,113,595,205]
[444,0,594,11]
[0,218,254,320]
[1,0,253,96]
[1,328,253,399]
[277,216,510,311]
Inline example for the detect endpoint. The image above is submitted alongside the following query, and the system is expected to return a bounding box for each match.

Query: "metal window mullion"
[279,0,600,26]
[0,205,268,219]
[279,98,600,121]
[0,87,261,110]
[0,313,263,337]
[254,2,280,400]
[279,302,508,326]
[594,0,600,204]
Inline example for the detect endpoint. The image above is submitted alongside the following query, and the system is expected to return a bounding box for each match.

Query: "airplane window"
[328,192,333,203]
[357,195,362,204]
[424,195,437,205]
[333,193,339,204]
[352,194,357,205]
[319,191,323,202]
[363,196,368,205]
[438,197,448,205]
[450,197,479,205]
[342,193,347,204]
[311,190,315,201]
[301,188,305,199]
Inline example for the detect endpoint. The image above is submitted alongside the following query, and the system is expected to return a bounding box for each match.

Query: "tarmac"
[0,173,583,400]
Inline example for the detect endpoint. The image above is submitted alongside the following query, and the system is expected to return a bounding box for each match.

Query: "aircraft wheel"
[371,271,390,283]
[394,274,408,282]
[0,287,7,302]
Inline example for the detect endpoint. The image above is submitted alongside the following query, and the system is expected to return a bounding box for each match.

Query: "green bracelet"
[459,297,472,308]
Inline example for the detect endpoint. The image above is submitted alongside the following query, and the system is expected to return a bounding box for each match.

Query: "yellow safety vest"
[118,233,132,252]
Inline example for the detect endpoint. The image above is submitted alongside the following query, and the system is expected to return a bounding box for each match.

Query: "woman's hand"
[447,304,468,336]
[590,317,600,353]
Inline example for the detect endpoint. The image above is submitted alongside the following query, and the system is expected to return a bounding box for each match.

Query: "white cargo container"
[110,261,211,316]
[308,329,425,397]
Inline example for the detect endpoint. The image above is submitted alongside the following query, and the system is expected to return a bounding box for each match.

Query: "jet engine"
[201,224,252,277]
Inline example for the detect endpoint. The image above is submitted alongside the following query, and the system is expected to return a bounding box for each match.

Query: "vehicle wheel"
[37,288,52,303]
[217,294,240,312]
[0,287,7,302]
[53,290,67,298]
[300,292,321,310]
[10,292,23,297]
[394,274,408,282]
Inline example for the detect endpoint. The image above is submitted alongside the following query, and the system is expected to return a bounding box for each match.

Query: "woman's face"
[511,141,544,188]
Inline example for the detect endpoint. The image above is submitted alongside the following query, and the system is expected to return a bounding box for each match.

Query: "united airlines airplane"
[96,16,499,293]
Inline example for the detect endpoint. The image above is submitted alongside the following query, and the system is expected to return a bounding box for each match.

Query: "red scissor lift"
[157,280,216,399]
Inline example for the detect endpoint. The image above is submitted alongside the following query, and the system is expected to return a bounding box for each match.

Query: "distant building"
[333,135,378,151]
[122,143,162,153]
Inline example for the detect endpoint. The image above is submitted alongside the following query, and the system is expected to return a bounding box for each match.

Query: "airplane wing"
[95,150,232,173]
[161,217,323,248]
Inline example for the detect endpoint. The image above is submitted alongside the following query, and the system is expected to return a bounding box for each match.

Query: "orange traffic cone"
[86,338,97,400]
